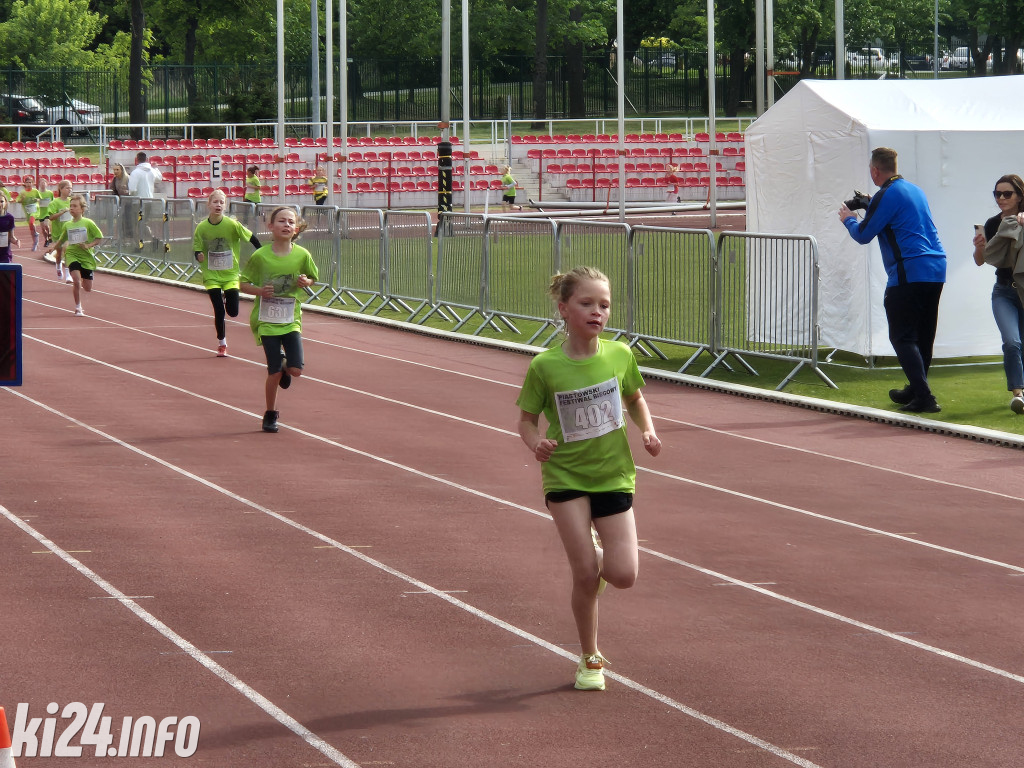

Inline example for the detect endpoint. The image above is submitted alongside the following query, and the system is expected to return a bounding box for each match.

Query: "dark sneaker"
[888,385,914,405]
[262,410,279,432]
[279,352,291,389]
[899,398,941,414]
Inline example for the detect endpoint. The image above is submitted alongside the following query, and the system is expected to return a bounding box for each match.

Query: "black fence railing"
[0,45,1006,136]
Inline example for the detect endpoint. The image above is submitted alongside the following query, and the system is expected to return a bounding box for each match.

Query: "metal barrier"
[333,208,386,309]
[706,232,835,390]
[381,211,433,321]
[298,205,338,300]
[88,203,833,391]
[165,199,199,278]
[630,225,716,371]
[428,213,488,330]
[482,216,559,345]
[554,220,632,340]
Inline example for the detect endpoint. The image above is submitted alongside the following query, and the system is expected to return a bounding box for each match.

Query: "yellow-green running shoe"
[575,653,608,691]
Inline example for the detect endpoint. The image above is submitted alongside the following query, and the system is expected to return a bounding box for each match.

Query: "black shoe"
[899,397,941,414]
[279,353,291,390]
[888,385,914,405]
[262,410,279,432]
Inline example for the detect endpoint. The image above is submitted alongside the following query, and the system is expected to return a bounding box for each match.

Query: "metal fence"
[90,197,833,390]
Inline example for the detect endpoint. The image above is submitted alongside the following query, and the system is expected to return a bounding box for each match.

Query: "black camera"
[844,190,871,211]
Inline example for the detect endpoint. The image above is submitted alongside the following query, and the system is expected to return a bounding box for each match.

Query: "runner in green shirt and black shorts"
[517,266,662,692]
[239,206,319,433]
[193,189,262,357]
[57,195,104,317]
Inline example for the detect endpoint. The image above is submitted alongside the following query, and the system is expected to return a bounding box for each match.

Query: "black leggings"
[207,288,240,339]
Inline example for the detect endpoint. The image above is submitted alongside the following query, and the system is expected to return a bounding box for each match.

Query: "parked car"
[632,52,677,71]
[847,47,886,67]
[904,52,933,71]
[943,47,993,71]
[0,94,47,135]
[42,97,102,136]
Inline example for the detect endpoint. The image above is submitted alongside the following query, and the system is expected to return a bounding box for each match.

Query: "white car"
[43,97,102,135]
[847,48,885,67]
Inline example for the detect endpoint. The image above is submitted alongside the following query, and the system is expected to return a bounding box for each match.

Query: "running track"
[3,255,1024,767]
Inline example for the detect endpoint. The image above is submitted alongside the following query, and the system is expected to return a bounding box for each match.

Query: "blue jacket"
[843,176,946,287]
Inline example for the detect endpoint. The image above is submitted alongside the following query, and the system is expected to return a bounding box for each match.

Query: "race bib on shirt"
[314,181,326,193]
[67,226,88,245]
[59,210,72,222]
[24,202,37,214]
[0,232,7,247]
[258,295,296,324]
[207,250,232,271]
[555,377,625,443]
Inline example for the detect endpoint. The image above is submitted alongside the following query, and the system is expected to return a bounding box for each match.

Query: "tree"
[0,0,106,69]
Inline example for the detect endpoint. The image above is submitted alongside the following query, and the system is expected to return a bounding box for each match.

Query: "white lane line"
[641,466,1024,576]
[653,415,1024,504]
[0,401,824,768]
[10,368,1024,690]
[22,331,1024,577]
[25,291,1024,504]
[0,503,362,768]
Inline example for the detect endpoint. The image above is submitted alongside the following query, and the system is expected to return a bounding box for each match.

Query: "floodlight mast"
[438,0,453,215]
[277,0,285,202]
[706,0,717,228]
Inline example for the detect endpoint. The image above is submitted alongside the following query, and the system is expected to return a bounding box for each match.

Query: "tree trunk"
[129,0,146,138]
[566,5,586,118]
[725,47,745,116]
[185,15,198,103]
[532,0,548,125]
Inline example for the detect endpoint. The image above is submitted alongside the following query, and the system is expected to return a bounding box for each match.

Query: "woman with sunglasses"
[972,174,1024,414]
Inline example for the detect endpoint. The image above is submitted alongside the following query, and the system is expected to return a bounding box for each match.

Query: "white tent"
[744,77,1024,358]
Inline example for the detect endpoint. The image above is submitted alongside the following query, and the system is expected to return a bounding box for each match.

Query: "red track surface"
[3,252,1024,767]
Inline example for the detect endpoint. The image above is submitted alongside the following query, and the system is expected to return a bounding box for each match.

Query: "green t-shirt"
[58,217,104,271]
[192,215,253,289]
[244,174,262,204]
[516,339,645,494]
[39,190,54,207]
[239,243,319,343]
[46,197,72,241]
[18,188,42,217]
[0,186,11,202]
[502,173,516,195]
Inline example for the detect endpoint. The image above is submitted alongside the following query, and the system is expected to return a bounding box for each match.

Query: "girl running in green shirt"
[517,266,662,691]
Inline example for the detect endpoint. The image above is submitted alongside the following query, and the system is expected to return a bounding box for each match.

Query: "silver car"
[44,97,102,135]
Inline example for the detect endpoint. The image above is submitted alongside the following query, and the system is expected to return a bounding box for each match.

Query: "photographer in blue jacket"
[839,147,947,414]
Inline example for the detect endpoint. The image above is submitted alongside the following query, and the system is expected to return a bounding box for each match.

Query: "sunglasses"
[994,189,1017,199]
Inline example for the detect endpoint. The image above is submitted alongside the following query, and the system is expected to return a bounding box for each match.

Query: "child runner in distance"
[193,189,262,357]
[244,165,262,205]
[57,194,104,317]
[239,206,318,433]
[37,177,54,246]
[0,194,20,262]
[311,166,329,205]
[44,180,73,282]
[501,165,522,212]
[16,176,43,251]
[516,266,661,692]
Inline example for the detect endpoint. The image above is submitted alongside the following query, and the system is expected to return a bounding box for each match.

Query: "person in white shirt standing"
[128,152,163,199]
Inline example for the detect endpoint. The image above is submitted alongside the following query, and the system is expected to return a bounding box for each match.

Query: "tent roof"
[749,76,1024,133]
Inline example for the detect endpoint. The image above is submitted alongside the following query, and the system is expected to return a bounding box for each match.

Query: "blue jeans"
[992,284,1024,391]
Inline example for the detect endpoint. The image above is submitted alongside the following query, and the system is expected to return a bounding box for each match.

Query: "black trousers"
[883,281,943,399]
[207,288,240,339]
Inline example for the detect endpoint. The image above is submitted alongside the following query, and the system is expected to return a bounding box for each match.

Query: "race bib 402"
[555,377,624,443]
